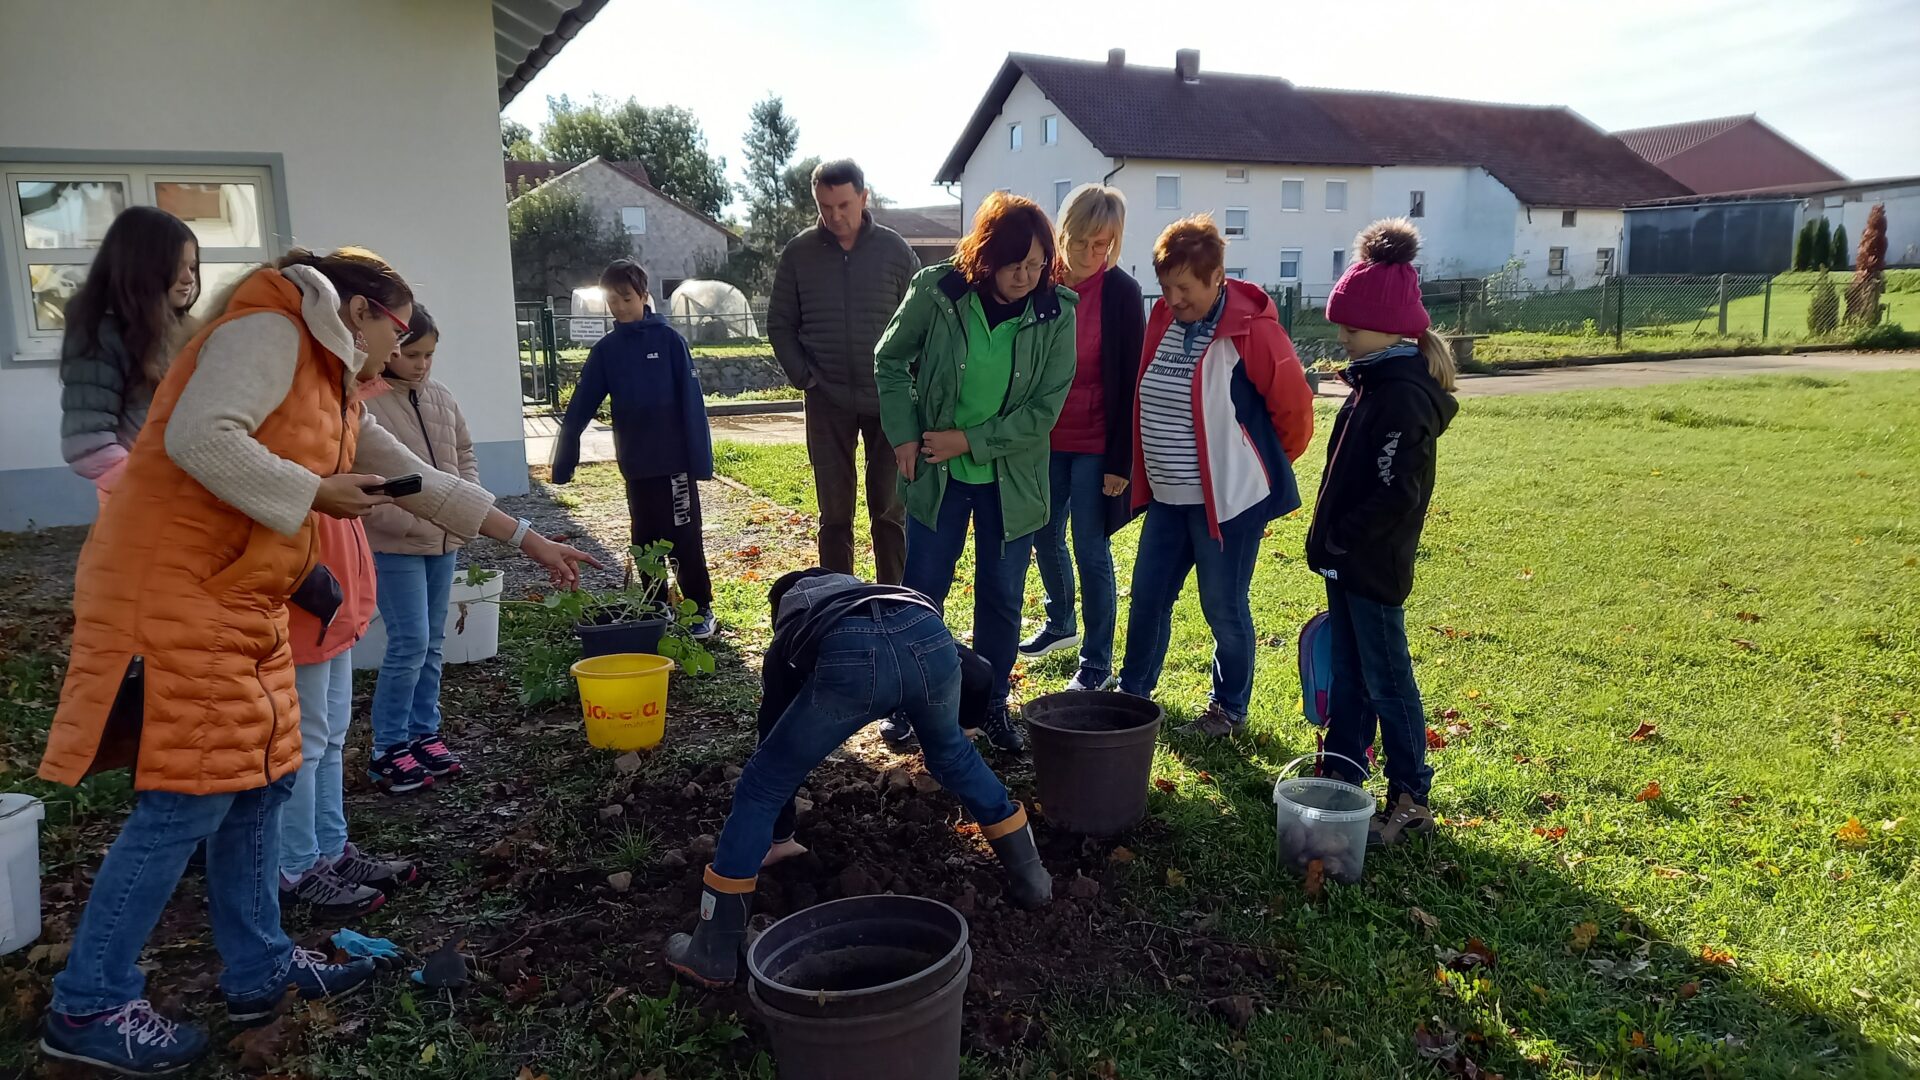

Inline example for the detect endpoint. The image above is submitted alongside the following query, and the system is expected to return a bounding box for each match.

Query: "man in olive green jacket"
[768,160,919,582]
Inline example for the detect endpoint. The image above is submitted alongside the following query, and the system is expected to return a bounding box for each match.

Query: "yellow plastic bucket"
[571,653,673,751]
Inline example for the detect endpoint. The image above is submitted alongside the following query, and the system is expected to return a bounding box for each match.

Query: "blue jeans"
[52,777,297,1014]
[902,480,1035,710]
[370,551,457,752]
[713,604,1020,879]
[1118,501,1262,718]
[1032,452,1117,678]
[282,650,352,879]
[1320,580,1433,799]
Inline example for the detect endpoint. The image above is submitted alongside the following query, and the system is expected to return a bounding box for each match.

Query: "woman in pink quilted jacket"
[361,305,480,793]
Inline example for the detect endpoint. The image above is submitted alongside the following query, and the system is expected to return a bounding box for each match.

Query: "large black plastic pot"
[1023,691,1164,836]
[747,895,970,1080]
[575,615,665,658]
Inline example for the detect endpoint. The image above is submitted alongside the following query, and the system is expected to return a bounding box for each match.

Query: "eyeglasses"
[366,297,410,335]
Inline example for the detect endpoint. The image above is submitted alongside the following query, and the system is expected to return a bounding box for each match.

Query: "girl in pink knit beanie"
[1305,219,1459,846]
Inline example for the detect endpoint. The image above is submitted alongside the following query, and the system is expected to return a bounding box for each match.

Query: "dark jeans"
[805,392,906,584]
[902,480,1035,710]
[1320,579,1433,799]
[626,472,713,609]
[1032,451,1117,678]
[714,604,1020,879]
[52,777,297,1014]
[1118,501,1262,718]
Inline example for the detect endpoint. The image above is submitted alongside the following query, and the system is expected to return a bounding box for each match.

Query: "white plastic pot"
[354,566,504,669]
[0,793,47,956]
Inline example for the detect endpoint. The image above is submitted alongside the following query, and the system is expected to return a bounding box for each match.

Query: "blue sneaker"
[40,1000,209,1076]
[226,948,377,1026]
[1018,627,1081,658]
[690,611,718,641]
[1066,668,1118,692]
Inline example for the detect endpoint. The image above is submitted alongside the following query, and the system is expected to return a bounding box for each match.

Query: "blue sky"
[502,0,1920,215]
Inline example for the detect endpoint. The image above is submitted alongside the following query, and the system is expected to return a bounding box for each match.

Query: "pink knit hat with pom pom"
[1325,218,1430,338]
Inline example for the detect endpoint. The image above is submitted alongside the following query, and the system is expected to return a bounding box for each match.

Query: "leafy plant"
[458,565,501,589]
[1847,203,1889,327]
[1831,224,1848,271]
[1813,217,1833,269]
[1793,221,1813,270]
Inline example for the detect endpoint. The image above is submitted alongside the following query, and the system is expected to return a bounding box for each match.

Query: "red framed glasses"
[366,297,410,335]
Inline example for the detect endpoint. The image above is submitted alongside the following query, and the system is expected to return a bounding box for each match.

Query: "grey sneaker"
[1177,702,1246,739]
[330,843,419,890]
[280,867,385,919]
[1066,668,1118,692]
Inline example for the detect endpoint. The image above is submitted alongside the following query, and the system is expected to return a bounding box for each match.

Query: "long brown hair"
[953,192,1056,288]
[60,206,199,385]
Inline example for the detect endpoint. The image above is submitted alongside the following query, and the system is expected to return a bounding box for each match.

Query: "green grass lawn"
[715,373,1920,1076]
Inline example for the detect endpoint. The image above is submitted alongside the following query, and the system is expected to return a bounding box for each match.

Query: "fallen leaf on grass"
[1426,727,1449,750]
[505,974,544,1006]
[1108,846,1136,863]
[1516,568,1534,581]
[1699,945,1736,967]
[1532,825,1567,843]
[1678,981,1701,999]
[1303,859,1326,899]
[1535,791,1564,811]
[1152,777,1177,794]
[1442,816,1486,829]
[1626,722,1659,742]
[1728,793,1757,809]
[1634,781,1663,803]
[1439,707,1461,721]
[1651,866,1690,879]
[1437,938,1497,971]
[1465,689,1482,700]
[1731,638,1758,651]
[517,1068,553,1080]
[1735,611,1763,623]
[420,1042,438,1064]
[1409,907,1439,936]
[1165,868,1187,888]
[1835,817,1871,849]
[1569,922,1599,951]
[228,1013,300,1071]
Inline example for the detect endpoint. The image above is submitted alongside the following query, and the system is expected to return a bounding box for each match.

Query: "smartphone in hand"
[362,473,423,498]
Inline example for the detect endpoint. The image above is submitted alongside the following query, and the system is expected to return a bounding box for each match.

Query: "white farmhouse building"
[0,0,606,530]
[937,50,1689,296]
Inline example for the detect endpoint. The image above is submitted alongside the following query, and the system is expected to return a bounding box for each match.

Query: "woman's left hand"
[1103,474,1129,497]
[521,533,604,590]
[921,429,970,464]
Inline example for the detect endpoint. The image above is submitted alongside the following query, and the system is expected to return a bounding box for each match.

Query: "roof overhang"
[496,0,609,108]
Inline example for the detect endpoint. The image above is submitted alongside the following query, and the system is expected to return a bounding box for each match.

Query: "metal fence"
[516,296,774,410]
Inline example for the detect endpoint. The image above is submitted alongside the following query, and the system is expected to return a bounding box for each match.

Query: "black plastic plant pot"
[575,615,666,658]
[747,895,971,1080]
[1024,690,1165,836]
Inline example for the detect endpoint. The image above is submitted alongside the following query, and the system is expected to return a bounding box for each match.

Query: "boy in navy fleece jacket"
[553,260,717,636]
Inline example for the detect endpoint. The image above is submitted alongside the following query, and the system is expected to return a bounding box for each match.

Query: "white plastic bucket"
[0,793,47,956]
[354,566,503,669]
[1273,752,1374,884]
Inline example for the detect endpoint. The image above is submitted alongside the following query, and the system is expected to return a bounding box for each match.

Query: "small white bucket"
[354,566,504,669]
[0,793,47,955]
[1273,752,1375,884]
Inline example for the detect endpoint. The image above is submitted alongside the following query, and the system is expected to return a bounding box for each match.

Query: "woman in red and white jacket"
[1116,215,1315,737]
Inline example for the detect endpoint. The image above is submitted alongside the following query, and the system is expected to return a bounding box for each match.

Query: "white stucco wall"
[1513,207,1624,288]
[1836,184,1920,268]
[958,75,1112,240]
[1367,166,1520,282]
[0,0,527,530]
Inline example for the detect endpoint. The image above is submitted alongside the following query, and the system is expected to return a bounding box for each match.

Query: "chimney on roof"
[1175,48,1200,82]
[1108,48,1126,68]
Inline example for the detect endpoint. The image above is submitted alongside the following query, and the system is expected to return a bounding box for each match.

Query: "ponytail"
[1417,329,1457,393]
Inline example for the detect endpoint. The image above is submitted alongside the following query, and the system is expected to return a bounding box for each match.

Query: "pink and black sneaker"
[409,735,462,779]
[367,744,435,794]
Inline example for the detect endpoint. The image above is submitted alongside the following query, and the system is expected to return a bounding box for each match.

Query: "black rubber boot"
[984,806,1052,909]
[666,868,755,988]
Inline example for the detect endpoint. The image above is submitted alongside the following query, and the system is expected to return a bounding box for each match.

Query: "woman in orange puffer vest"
[36,248,597,1075]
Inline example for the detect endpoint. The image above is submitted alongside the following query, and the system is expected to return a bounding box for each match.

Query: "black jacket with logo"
[1305,345,1457,606]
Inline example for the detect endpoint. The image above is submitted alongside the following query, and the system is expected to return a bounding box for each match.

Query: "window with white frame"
[1279,248,1302,280]
[1596,247,1615,276]
[1548,247,1568,276]
[3,160,277,361]
[1009,123,1023,151]
[1325,179,1348,212]
[1561,210,1578,228]
[621,206,648,234]
[1224,208,1248,238]
[1225,268,1247,280]
[1156,175,1180,210]
[1225,165,1248,183]
[1281,179,1304,212]
[1409,190,1426,218]
[1054,180,1072,213]
[1043,116,1058,145]
[1332,248,1347,279]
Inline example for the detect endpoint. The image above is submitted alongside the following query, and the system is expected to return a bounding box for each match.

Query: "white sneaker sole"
[40,1039,202,1076]
[1018,633,1082,657]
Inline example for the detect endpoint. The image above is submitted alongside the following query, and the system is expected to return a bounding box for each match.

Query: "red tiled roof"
[1615,115,1753,164]
[936,53,1692,207]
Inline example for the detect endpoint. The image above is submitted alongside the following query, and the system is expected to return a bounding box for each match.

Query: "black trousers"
[625,472,713,610]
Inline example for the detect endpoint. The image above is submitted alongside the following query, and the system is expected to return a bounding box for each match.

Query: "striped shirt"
[1139,317,1216,506]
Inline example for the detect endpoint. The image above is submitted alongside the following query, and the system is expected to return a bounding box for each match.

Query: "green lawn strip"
[714,373,1920,1075]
